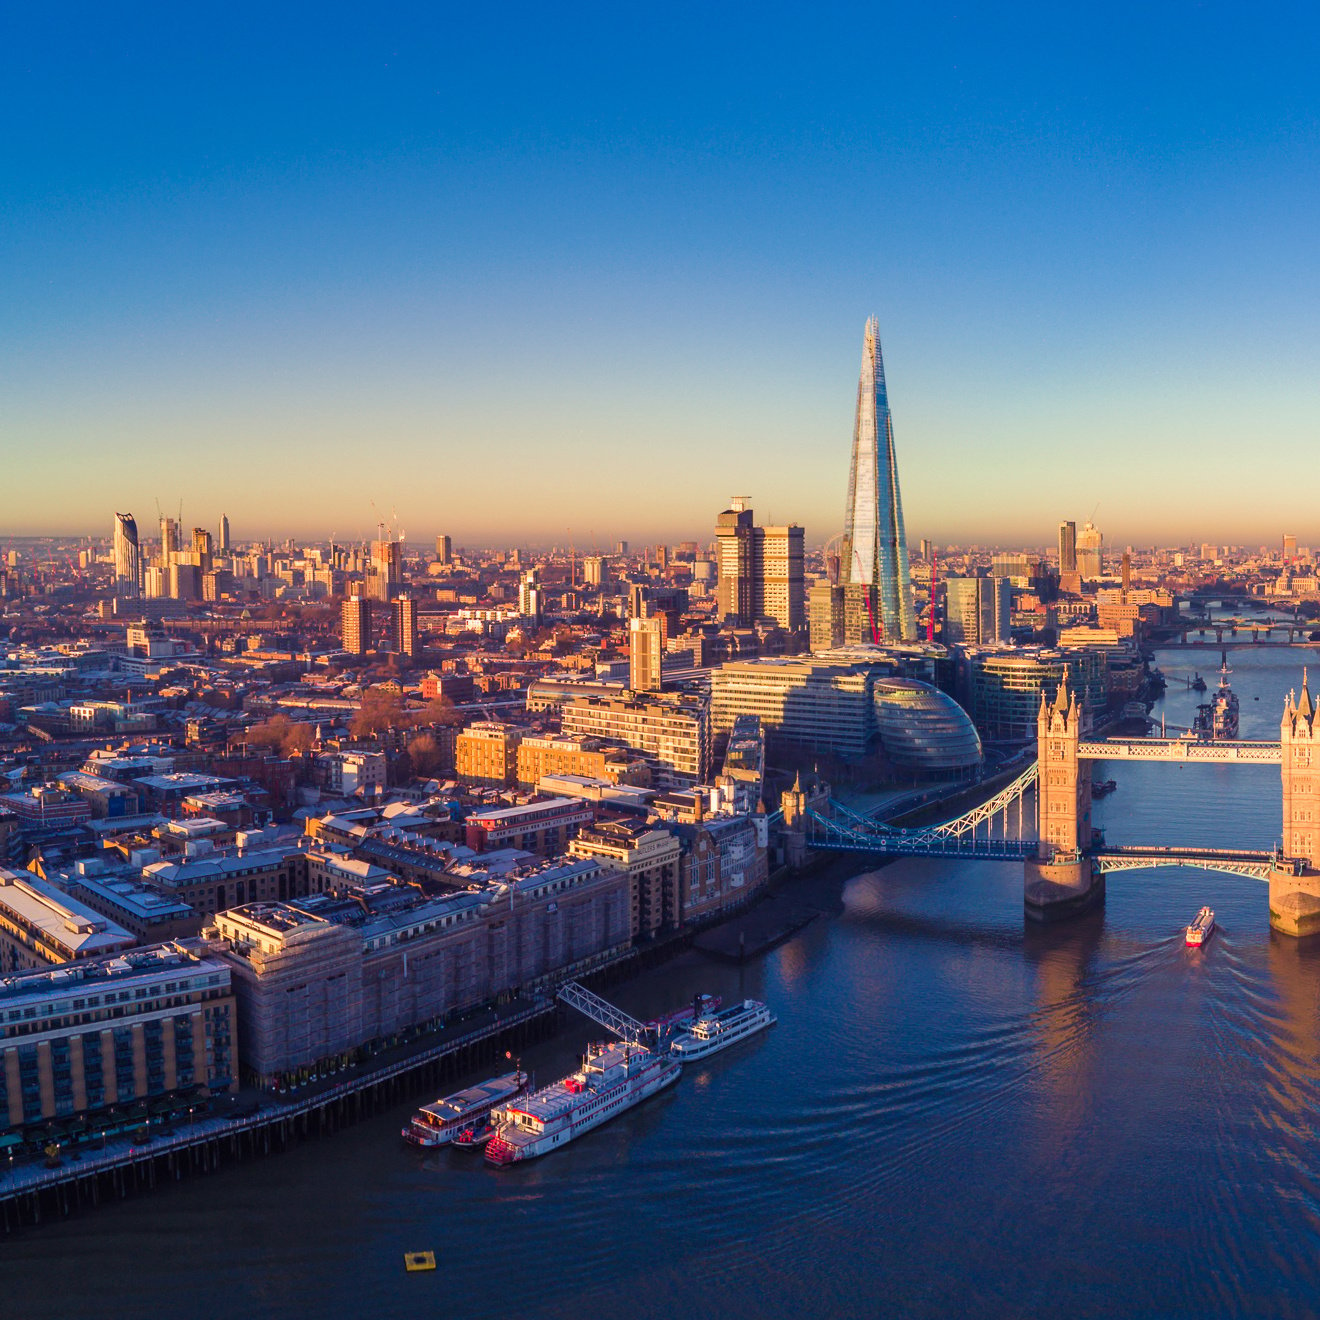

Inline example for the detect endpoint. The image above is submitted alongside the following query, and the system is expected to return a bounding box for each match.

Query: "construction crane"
[556,981,652,1047]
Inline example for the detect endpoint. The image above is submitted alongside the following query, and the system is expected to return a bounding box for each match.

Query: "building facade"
[560,693,710,787]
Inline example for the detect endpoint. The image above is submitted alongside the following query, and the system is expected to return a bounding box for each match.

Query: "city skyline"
[4,7,1320,544]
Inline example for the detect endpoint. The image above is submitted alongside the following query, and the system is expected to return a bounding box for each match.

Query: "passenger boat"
[668,999,776,1062]
[1186,907,1216,947]
[402,1068,527,1148]
[648,993,721,1041]
[485,1040,680,1165]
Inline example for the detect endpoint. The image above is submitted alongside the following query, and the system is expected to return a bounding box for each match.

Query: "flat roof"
[0,869,135,956]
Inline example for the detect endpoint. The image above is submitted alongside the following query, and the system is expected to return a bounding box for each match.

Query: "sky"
[2,3,1318,549]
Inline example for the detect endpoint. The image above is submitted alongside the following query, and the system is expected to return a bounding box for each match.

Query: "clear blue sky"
[2,3,1317,548]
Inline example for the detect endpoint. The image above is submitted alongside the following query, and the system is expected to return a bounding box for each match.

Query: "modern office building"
[0,942,239,1140]
[808,581,846,652]
[218,514,231,554]
[959,646,1108,741]
[1058,520,1077,574]
[435,534,452,565]
[629,615,664,692]
[560,693,711,787]
[112,512,142,599]
[341,595,371,655]
[714,498,806,631]
[841,318,916,643]
[943,577,1012,646]
[711,653,981,775]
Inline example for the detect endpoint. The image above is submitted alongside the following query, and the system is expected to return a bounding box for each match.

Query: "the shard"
[842,316,916,642]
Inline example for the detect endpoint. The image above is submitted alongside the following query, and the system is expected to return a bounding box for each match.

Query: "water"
[7,643,1320,1318]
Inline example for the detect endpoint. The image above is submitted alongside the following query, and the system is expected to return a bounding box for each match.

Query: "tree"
[351,686,407,737]
[421,696,463,727]
[407,733,445,777]
[244,714,315,758]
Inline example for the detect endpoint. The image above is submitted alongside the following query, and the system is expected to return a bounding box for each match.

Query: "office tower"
[159,516,179,562]
[583,555,606,587]
[943,577,1011,646]
[1200,542,1216,563]
[808,582,845,652]
[1077,521,1103,580]
[715,498,755,622]
[919,538,933,562]
[1283,533,1297,564]
[342,595,371,655]
[1058,521,1077,574]
[435,534,452,566]
[713,498,805,630]
[169,562,201,601]
[629,615,664,692]
[112,513,142,599]
[841,317,916,643]
[1121,551,1132,594]
[391,595,419,656]
[218,514,231,554]
[616,541,629,556]
[369,537,402,602]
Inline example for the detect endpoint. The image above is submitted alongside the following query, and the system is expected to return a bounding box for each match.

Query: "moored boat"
[485,1040,680,1165]
[1186,907,1215,947]
[403,1067,527,1148]
[668,999,776,1062]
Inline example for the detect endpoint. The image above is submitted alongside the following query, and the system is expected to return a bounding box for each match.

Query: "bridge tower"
[1272,674,1320,935]
[1025,680,1102,920]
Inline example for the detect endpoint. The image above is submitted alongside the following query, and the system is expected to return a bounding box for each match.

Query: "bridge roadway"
[1077,738,1281,763]
[1091,845,1281,880]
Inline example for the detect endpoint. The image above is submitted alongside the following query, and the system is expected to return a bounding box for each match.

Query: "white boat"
[1186,907,1216,947]
[485,1040,680,1165]
[402,1069,527,1148]
[668,999,776,1062]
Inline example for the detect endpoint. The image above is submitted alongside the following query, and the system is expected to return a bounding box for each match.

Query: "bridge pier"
[1024,854,1104,922]
[1268,864,1320,938]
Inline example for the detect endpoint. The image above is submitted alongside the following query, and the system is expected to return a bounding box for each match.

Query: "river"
[5,642,1320,1317]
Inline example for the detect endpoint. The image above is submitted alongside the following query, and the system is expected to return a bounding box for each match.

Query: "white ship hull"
[669,1001,776,1062]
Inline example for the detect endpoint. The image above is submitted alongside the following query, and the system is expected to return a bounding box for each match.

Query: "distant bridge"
[1091,846,1283,881]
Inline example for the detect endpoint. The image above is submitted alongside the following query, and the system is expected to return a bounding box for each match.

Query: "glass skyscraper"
[842,316,916,642]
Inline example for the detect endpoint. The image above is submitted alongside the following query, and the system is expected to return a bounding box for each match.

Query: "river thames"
[5,643,1320,1318]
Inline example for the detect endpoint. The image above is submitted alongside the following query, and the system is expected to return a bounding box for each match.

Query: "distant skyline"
[3,5,1318,545]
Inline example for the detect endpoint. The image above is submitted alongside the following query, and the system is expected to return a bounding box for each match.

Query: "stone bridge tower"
[1273,674,1320,936]
[1025,680,1101,920]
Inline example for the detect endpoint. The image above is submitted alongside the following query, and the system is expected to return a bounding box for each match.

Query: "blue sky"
[2,3,1318,547]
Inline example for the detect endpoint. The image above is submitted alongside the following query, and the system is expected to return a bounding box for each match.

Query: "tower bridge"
[785,669,1320,937]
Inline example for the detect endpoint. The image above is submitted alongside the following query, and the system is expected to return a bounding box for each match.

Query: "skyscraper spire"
[841,316,916,642]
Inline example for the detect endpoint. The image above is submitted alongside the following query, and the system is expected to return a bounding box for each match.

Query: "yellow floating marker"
[404,1252,437,1273]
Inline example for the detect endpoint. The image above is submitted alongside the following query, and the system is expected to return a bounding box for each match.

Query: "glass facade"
[842,317,916,642]
[872,680,983,777]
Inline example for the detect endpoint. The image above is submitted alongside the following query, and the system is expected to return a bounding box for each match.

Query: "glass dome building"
[871,678,983,778]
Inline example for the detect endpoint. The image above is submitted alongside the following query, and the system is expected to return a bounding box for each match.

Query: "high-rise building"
[435,534,452,566]
[1284,533,1298,564]
[616,541,629,556]
[518,570,543,623]
[112,513,142,599]
[218,514,231,554]
[368,537,402,602]
[943,576,1011,646]
[1121,551,1132,594]
[392,594,419,656]
[713,497,805,630]
[583,555,607,587]
[192,527,213,573]
[1058,521,1077,574]
[629,615,664,692]
[342,595,371,655]
[1077,521,1103,580]
[808,582,845,652]
[159,516,179,562]
[841,317,916,643]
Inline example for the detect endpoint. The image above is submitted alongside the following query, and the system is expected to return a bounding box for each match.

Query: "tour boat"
[1186,907,1216,947]
[485,1040,680,1165]
[667,999,776,1062]
[402,1069,527,1148]
[648,993,721,1040]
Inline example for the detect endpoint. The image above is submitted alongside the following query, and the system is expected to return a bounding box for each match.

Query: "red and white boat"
[402,1068,527,1148]
[485,1040,680,1166]
[1186,907,1215,947]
